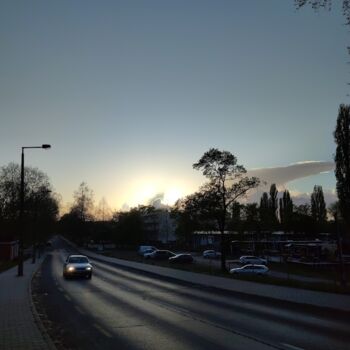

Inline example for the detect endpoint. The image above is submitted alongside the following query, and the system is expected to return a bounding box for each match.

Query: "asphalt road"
[32,237,350,350]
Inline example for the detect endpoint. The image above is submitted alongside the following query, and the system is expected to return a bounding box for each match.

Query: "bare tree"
[295,0,350,24]
[192,148,260,271]
[95,197,112,221]
[71,182,94,222]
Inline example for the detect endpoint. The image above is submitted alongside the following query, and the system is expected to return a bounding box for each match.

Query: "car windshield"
[68,257,88,263]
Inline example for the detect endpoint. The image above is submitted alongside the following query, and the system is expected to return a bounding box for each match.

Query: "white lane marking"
[282,343,305,350]
[93,323,113,338]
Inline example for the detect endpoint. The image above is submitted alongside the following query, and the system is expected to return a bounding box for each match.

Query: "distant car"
[138,245,157,256]
[230,264,269,276]
[144,250,176,260]
[239,255,267,265]
[169,254,193,263]
[63,255,92,279]
[202,250,221,259]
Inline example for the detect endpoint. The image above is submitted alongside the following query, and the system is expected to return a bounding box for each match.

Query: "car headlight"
[68,266,75,272]
[86,267,92,270]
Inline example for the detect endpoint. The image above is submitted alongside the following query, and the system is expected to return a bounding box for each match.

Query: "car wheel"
[87,273,92,279]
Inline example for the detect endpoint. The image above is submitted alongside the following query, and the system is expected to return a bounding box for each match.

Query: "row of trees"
[59,182,155,246]
[173,164,338,271]
[5,106,348,276]
[257,184,327,229]
[0,163,59,246]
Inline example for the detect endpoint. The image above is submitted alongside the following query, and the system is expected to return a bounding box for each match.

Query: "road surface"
[32,237,350,350]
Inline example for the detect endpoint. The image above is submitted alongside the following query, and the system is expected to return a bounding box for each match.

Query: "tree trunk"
[220,229,226,272]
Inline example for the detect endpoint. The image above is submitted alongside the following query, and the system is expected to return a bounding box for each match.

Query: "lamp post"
[17,144,51,276]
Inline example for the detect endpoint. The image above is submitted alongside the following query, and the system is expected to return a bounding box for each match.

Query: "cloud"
[148,192,165,209]
[240,161,336,204]
[247,161,334,190]
[289,189,337,206]
[121,203,130,211]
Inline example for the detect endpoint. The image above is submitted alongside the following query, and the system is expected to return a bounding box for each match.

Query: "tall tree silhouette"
[311,185,327,223]
[334,104,350,235]
[259,192,270,229]
[192,148,260,271]
[279,190,293,227]
[269,184,279,225]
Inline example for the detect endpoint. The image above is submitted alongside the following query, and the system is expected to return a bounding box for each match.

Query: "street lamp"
[17,144,51,276]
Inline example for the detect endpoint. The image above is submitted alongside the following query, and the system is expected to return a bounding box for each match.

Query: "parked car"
[142,248,156,257]
[169,254,193,263]
[137,245,157,256]
[144,250,176,260]
[63,255,93,279]
[230,264,269,276]
[202,250,221,259]
[239,255,267,265]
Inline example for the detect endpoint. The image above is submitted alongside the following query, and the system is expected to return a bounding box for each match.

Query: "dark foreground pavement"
[0,254,55,350]
[32,236,350,350]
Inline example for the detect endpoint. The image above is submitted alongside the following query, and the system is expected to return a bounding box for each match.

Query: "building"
[192,231,239,250]
[142,209,177,244]
[0,239,19,260]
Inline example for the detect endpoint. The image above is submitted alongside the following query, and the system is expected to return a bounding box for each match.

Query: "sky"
[0,0,348,211]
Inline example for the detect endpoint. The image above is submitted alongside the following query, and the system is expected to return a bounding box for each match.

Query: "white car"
[63,255,93,279]
[202,250,221,259]
[230,264,269,276]
[239,255,267,265]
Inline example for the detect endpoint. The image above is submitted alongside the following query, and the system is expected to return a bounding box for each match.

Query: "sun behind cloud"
[163,187,185,205]
[125,177,190,208]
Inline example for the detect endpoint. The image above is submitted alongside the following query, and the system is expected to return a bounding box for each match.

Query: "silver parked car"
[144,250,176,260]
[230,264,269,276]
[138,245,157,256]
[202,250,221,259]
[63,255,93,279]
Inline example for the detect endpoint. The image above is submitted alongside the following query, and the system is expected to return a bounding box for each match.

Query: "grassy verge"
[101,250,350,294]
[268,262,349,281]
[230,273,350,294]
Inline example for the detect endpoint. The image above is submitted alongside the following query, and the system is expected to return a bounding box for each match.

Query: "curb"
[28,253,57,350]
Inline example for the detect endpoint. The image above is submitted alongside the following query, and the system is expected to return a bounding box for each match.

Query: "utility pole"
[17,144,51,276]
[17,149,25,276]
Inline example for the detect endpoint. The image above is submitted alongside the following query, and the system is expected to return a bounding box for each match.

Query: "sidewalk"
[61,236,350,312]
[0,256,55,350]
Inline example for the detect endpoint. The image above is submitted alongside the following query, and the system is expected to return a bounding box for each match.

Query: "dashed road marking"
[282,343,305,350]
[93,323,113,338]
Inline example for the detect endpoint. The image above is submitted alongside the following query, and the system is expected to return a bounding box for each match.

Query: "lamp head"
[42,144,51,149]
